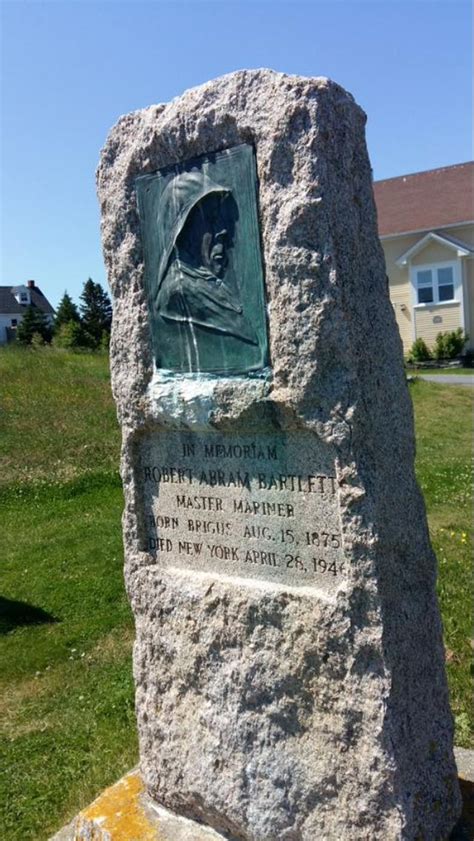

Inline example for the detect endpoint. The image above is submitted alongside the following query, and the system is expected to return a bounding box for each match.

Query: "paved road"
[417,374,474,387]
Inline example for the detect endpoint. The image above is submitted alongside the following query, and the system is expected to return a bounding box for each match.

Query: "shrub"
[53,321,87,350]
[16,306,52,345]
[434,329,468,360]
[30,331,46,348]
[80,278,112,348]
[407,337,432,363]
[54,291,81,331]
[99,330,110,351]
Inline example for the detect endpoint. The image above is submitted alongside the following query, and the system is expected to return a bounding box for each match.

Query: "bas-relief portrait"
[136,144,269,374]
[156,173,256,345]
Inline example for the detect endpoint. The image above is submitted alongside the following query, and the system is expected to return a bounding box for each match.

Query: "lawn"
[410,379,473,748]
[0,348,137,841]
[0,347,472,841]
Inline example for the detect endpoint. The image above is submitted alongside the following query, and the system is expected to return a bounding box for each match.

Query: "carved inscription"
[138,431,345,593]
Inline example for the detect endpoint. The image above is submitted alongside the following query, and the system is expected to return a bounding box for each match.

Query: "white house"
[0,280,55,344]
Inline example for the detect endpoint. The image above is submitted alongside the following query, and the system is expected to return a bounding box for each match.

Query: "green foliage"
[99,330,110,351]
[54,291,81,330]
[15,306,52,346]
[79,278,112,349]
[54,286,110,352]
[407,337,432,362]
[407,329,469,364]
[30,331,46,349]
[434,328,468,360]
[53,321,87,350]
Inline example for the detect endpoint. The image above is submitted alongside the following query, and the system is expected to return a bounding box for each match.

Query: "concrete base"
[51,749,474,841]
[50,769,227,841]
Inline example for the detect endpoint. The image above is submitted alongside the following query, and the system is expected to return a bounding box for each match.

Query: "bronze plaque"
[136,144,269,375]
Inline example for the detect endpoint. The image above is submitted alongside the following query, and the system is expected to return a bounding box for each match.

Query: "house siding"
[464,259,474,348]
[414,303,462,347]
[381,235,414,350]
[411,242,459,265]
[0,313,21,345]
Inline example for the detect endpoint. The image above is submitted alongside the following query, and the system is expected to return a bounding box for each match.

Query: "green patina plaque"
[136,144,269,375]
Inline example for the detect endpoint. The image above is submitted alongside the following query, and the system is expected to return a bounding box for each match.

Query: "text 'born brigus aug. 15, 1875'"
[138,431,345,592]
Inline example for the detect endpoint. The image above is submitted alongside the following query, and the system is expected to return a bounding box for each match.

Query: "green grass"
[410,379,473,748]
[0,348,472,841]
[0,345,119,486]
[0,347,136,841]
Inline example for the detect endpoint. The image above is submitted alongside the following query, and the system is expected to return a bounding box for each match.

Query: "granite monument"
[97,69,461,840]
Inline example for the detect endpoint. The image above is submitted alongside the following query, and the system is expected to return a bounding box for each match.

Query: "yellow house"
[373,161,474,355]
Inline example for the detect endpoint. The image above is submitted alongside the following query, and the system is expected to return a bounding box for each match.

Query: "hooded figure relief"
[155,170,258,346]
[136,143,269,374]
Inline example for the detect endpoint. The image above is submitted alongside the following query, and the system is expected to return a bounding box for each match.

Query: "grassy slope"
[0,348,119,484]
[0,348,137,841]
[0,348,472,841]
[410,379,473,747]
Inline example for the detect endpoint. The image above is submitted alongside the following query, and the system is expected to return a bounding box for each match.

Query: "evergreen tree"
[16,305,52,345]
[54,291,80,330]
[53,321,86,350]
[79,278,112,348]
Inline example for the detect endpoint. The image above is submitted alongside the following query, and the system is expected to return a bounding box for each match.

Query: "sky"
[1,0,472,309]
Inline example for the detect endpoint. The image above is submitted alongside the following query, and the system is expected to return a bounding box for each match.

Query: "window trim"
[410,259,461,309]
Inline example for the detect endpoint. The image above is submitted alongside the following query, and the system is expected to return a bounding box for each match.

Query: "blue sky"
[1,0,471,308]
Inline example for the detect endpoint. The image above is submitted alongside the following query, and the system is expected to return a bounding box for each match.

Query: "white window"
[414,262,456,306]
[20,292,28,303]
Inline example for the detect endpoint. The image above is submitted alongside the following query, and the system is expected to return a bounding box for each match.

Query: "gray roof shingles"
[0,286,55,316]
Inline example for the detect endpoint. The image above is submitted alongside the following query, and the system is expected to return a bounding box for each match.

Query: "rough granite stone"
[97,69,461,840]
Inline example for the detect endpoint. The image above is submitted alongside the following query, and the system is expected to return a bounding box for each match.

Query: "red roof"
[373,161,474,237]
